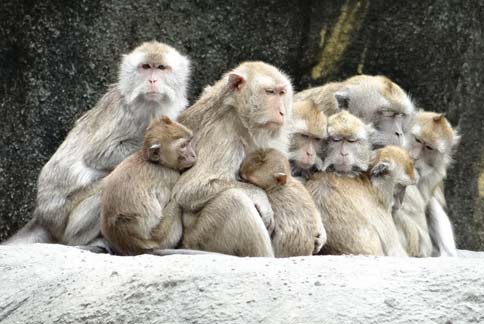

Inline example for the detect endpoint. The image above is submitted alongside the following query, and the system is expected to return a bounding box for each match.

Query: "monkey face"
[240,149,290,190]
[176,138,197,171]
[289,133,323,170]
[118,42,190,105]
[226,63,293,132]
[372,109,413,148]
[323,137,371,176]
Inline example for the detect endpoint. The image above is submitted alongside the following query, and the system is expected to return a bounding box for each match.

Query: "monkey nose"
[395,132,403,137]
[279,111,284,116]
[306,151,313,157]
[149,79,157,84]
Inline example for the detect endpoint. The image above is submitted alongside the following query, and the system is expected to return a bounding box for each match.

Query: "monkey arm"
[83,135,141,172]
[151,200,183,248]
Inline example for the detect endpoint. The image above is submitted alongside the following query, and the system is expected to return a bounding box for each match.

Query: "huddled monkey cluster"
[3,41,460,258]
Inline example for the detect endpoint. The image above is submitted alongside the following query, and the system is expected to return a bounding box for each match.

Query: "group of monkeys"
[2,41,460,258]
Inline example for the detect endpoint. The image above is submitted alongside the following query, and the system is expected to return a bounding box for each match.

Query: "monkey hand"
[254,202,275,235]
[313,228,327,254]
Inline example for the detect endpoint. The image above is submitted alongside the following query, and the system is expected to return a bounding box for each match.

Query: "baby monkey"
[101,116,196,256]
[240,148,326,257]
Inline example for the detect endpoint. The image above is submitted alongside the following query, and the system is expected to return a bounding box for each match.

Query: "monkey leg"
[62,192,102,246]
[182,188,274,257]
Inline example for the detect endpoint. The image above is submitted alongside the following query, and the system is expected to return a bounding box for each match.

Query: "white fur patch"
[123,52,145,69]
[71,161,105,186]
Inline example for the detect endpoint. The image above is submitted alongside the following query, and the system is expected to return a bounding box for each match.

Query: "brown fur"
[240,149,326,257]
[101,117,195,256]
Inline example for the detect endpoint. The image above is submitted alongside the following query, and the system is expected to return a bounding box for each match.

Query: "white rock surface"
[1,244,484,324]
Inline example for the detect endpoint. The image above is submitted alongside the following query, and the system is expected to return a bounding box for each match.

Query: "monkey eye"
[158,64,167,70]
[330,137,342,142]
[301,133,310,139]
[265,89,276,95]
[425,145,434,151]
[141,64,151,69]
[347,138,358,143]
[381,110,395,117]
[415,137,422,144]
[279,89,286,95]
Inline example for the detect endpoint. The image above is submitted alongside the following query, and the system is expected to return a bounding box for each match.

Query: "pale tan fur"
[307,145,412,257]
[101,117,195,256]
[409,111,460,256]
[240,149,326,257]
[172,61,293,257]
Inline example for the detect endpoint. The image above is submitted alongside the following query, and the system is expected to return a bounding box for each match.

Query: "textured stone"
[0,1,483,250]
[1,244,484,324]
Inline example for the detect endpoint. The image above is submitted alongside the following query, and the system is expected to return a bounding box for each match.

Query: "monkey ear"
[371,160,391,177]
[274,172,287,185]
[161,116,173,124]
[148,143,161,162]
[433,113,446,122]
[228,73,246,91]
[334,90,350,110]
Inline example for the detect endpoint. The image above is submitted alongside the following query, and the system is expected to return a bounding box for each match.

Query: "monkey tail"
[1,218,53,245]
[150,248,226,256]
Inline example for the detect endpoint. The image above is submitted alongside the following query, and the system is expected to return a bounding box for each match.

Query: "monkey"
[407,111,460,256]
[171,61,293,257]
[321,111,373,177]
[295,75,415,148]
[288,100,328,182]
[306,112,411,256]
[3,41,191,250]
[239,148,326,257]
[100,116,195,256]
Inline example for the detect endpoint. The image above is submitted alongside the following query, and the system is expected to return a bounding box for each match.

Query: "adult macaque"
[172,61,293,257]
[240,148,326,257]
[408,111,460,256]
[295,75,415,148]
[3,41,190,250]
[288,100,328,182]
[306,112,411,256]
[101,116,195,256]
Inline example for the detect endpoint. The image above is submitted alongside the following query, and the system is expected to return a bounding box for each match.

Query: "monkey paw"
[254,203,275,235]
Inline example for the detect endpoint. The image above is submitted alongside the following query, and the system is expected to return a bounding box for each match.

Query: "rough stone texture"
[1,1,483,250]
[0,244,483,324]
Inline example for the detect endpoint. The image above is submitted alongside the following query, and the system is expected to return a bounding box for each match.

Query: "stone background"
[1,1,483,250]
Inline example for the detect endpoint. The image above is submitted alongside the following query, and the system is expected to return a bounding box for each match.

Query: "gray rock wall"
[1,1,483,250]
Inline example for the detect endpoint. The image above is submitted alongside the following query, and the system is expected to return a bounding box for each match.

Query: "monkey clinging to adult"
[288,100,328,182]
[101,116,196,256]
[240,148,326,257]
[3,41,191,249]
[172,61,293,257]
[306,112,410,256]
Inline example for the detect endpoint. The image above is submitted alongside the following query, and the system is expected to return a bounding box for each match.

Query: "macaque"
[101,116,195,256]
[239,148,326,257]
[172,61,293,257]
[3,41,190,250]
[295,75,415,148]
[288,100,328,182]
[306,112,411,256]
[321,111,373,177]
[408,111,460,256]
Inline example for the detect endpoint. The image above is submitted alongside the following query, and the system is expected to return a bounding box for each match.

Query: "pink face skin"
[263,85,287,127]
[296,138,318,169]
[138,63,172,95]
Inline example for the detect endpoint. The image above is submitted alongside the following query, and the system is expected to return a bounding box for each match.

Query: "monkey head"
[322,111,373,177]
[224,62,293,134]
[369,145,418,212]
[239,148,290,190]
[407,111,460,174]
[143,116,196,170]
[334,75,414,149]
[118,41,190,105]
[289,100,327,171]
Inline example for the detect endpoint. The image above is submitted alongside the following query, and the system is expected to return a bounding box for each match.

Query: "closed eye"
[141,64,151,69]
[347,138,358,143]
[425,145,434,151]
[415,137,422,143]
[265,89,276,95]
